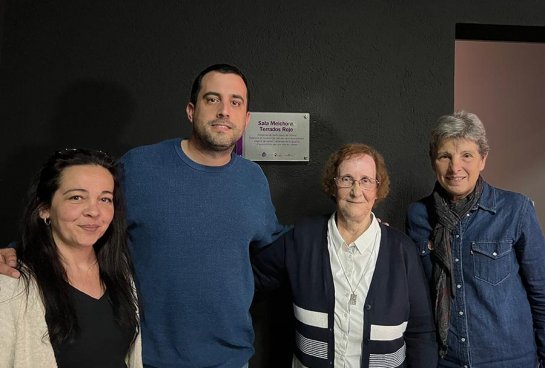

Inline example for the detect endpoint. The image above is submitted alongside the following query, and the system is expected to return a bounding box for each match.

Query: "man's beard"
[193,118,242,152]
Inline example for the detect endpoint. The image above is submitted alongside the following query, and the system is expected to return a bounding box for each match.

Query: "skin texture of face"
[186,71,250,153]
[335,154,378,226]
[434,138,487,201]
[39,165,115,252]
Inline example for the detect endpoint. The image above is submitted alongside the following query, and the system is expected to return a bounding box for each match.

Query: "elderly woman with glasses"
[406,111,545,367]
[253,143,437,368]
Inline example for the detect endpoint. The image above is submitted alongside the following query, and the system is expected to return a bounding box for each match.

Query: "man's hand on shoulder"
[0,248,20,278]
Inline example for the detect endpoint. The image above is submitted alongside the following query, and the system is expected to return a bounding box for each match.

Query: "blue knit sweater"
[120,138,285,368]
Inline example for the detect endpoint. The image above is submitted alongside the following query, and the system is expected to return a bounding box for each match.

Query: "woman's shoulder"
[285,215,330,245]
[489,184,531,203]
[0,275,27,303]
[381,224,417,250]
[293,214,330,233]
[480,183,535,217]
[407,194,433,216]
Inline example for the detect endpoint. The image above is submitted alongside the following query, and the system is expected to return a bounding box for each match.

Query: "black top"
[51,285,133,368]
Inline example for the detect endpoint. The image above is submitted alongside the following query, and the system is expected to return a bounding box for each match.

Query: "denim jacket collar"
[475,181,497,215]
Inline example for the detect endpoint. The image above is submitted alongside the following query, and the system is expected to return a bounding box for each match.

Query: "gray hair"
[429,111,490,162]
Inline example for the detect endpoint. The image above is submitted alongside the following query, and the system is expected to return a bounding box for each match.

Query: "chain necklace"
[330,230,378,306]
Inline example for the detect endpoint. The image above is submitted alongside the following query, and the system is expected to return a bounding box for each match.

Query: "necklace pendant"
[349,293,357,305]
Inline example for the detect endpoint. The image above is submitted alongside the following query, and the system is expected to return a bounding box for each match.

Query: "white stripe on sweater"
[293,303,328,329]
[370,321,407,341]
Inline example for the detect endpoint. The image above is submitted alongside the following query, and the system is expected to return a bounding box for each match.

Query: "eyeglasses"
[334,175,380,189]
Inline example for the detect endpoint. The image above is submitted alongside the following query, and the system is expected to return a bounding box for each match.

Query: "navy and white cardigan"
[252,215,438,368]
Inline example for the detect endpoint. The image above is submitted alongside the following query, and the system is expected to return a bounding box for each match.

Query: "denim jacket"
[406,180,545,368]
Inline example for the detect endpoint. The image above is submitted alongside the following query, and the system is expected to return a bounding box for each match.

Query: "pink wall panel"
[455,40,545,228]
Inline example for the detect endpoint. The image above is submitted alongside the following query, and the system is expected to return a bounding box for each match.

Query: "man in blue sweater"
[0,64,285,368]
[121,64,285,367]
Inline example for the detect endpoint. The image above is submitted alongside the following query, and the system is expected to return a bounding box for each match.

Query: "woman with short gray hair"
[406,111,545,367]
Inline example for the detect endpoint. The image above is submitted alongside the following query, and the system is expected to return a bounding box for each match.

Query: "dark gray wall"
[1,1,544,366]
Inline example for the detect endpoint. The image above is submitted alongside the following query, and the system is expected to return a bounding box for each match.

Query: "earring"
[44,217,51,226]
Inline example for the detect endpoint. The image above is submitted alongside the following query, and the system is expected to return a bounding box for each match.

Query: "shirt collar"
[475,180,497,214]
[328,212,380,254]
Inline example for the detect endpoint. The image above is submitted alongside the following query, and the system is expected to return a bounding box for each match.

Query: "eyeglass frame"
[333,175,380,189]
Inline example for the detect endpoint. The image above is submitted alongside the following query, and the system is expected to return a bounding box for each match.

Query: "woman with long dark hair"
[0,148,141,367]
